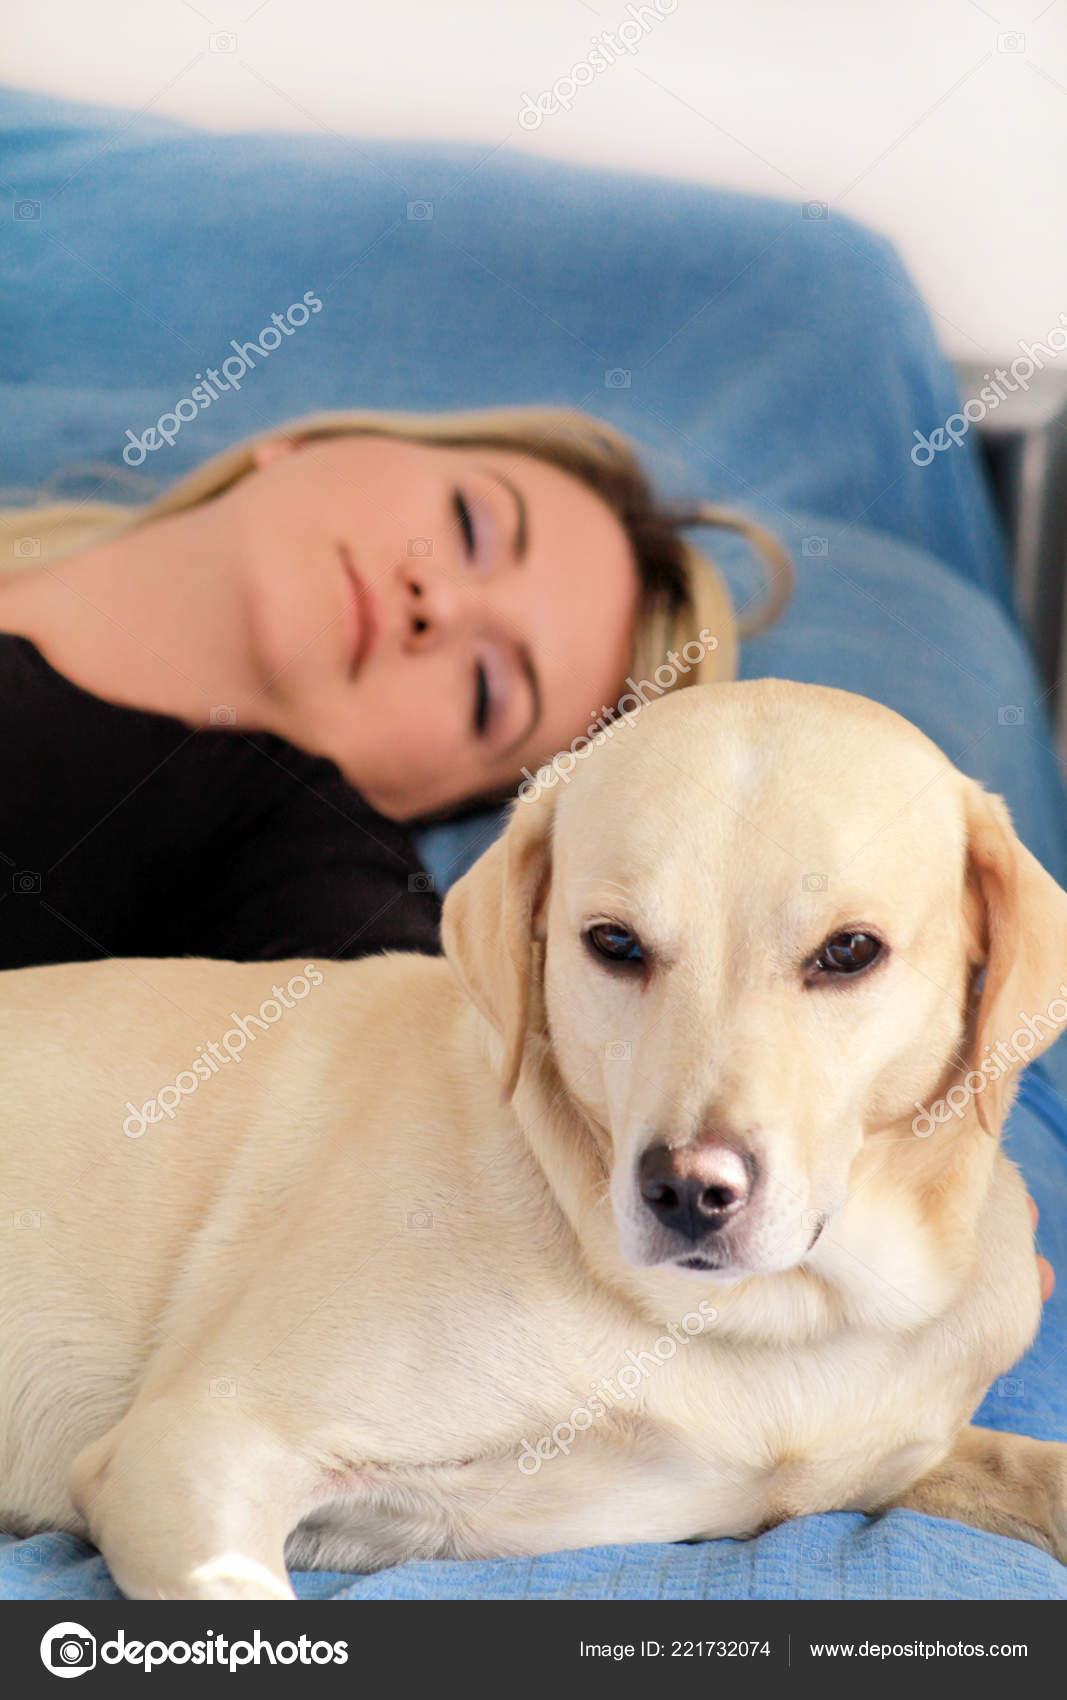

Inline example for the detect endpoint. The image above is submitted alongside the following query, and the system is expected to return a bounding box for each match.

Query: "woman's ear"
[440,782,557,1101]
[250,435,302,471]
[962,781,1067,1134]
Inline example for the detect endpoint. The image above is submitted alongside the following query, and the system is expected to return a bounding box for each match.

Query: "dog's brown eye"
[814,931,883,976]
[585,923,644,965]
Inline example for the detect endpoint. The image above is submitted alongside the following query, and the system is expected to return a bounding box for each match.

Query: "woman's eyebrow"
[477,465,528,560]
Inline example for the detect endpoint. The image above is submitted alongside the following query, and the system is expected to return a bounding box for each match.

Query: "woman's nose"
[402,563,466,649]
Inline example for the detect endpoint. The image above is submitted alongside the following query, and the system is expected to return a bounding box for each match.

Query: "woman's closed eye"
[471,643,510,740]
[453,484,502,568]
[453,482,539,751]
[453,489,477,558]
[453,488,497,734]
[473,658,490,735]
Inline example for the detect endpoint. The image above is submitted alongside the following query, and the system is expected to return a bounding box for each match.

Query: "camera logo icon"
[40,1622,96,1677]
[407,200,434,221]
[802,872,829,892]
[408,537,433,556]
[605,1040,632,1060]
[15,537,41,557]
[604,369,631,389]
[209,30,237,52]
[998,705,1024,726]
[801,536,829,557]
[13,870,41,894]
[408,872,435,893]
[996,31,1025,52]
[210,705,237,727]
[406,1207,435,1230]
[802,201,828,220]
[14,200,41,221]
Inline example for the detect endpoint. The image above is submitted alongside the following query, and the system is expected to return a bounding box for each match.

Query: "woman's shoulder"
[0,630,438,967]
[0,628,354,813]
[0,628,167,720]
[0,628,67,686]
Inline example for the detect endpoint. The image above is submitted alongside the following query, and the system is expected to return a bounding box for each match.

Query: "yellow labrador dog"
[2,680,1066,1599]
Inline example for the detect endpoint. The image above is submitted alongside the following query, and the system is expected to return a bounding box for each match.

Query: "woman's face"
[224,433,640,819]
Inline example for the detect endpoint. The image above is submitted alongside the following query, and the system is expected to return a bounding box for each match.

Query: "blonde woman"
[0,406,789,970]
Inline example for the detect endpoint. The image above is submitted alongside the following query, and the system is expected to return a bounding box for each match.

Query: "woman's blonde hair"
[0,405,792,751]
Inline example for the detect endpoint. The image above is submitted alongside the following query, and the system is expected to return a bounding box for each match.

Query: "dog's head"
[442,681,1067,1281]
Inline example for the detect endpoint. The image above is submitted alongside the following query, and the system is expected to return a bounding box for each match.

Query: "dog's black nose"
[638,1143,753,1240]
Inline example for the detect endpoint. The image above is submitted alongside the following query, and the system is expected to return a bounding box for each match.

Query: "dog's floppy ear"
[961,781,1067,1134]
[440,782,557,1100]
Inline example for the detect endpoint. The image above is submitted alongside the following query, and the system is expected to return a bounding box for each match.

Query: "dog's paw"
[1046,1443,1067,1567]
[115,1554,296,1601]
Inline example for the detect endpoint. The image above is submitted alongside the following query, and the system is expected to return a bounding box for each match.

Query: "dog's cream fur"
[2,680,1066,1598]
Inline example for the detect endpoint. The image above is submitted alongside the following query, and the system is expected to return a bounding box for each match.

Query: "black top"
[0,633,442,969]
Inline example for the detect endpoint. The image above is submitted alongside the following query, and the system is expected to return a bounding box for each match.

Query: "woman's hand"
[1030,1196,1055,1301]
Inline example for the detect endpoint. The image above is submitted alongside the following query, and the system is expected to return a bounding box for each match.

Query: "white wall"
[6,0,1067,362]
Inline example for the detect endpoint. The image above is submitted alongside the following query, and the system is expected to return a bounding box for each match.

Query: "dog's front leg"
[875,1424,1067,1563]
[70,1395,318,1600]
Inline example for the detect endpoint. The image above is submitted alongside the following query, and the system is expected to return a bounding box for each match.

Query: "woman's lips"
[339,544,377,677]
